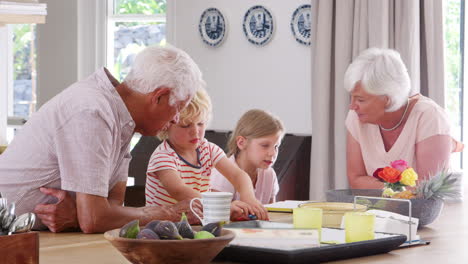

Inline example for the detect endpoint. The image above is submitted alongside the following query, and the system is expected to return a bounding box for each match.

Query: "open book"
[226,228,320,250]
[264,200,308,212]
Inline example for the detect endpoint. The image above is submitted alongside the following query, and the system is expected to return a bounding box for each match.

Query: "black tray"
[215,221,407,264]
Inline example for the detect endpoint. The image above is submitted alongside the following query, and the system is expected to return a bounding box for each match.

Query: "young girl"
[210,109,284,204]
[145,89,268,220]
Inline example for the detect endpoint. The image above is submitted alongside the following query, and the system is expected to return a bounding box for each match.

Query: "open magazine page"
[226,228,320,250]
[264,200,308,212]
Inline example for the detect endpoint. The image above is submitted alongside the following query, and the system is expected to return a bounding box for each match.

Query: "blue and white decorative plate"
[242,5,274,46]
[199,8,226,47]
[291,4,311,46]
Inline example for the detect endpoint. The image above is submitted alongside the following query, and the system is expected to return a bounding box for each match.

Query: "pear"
[194,230,215,239]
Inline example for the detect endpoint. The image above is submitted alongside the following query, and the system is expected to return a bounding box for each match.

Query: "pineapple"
[415,171,460,200]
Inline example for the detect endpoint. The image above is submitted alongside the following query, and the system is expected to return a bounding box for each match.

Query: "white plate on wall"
[291,4,311,46]
[199,7,227,47]
[242,5,274,46]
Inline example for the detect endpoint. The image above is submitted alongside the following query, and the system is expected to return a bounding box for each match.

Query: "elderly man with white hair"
[0,45,205,233]
[344,47,462,189]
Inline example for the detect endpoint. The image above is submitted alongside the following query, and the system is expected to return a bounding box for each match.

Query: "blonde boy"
[145,89,268,220]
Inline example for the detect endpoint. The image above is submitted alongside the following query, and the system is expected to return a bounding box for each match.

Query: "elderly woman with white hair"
[344,47,462,189]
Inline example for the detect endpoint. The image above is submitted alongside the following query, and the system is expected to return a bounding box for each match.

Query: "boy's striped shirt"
[145,138,225,206]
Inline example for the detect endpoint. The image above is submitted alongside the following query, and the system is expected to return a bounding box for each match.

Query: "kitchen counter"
[39,198,468,263]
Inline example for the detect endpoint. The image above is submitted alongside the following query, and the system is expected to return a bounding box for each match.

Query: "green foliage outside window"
[12,24,35,81]
[112,1,167,81]
[443,0,462,168]
[444,0,461,125]
[115,0,166,15]
[113,1,166,150]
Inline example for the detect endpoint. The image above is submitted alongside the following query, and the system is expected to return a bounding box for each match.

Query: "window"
[443,0,468,192]
[11,24,37,118]
[106,0,167,149]
[0,24,37,143]
[106,0,167,186]
[444,0,462,170]
[107,0,167,81]
[106,0,167,148]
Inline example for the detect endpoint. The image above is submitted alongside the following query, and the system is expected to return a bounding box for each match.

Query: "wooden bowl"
[299,202,367,228]
[104,226,235,264]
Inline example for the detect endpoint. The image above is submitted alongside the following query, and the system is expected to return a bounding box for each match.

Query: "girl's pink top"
[210,155,279,204]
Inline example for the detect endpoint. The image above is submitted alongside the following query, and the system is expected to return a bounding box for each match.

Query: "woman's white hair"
[123,45,205,105]
[343,48,411,112]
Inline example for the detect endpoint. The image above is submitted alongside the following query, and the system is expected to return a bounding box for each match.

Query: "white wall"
[35,0,312,135]
[37,0,78,107]
[169,0,311,134]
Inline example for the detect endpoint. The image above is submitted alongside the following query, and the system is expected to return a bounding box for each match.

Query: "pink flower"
[390,160,408,172]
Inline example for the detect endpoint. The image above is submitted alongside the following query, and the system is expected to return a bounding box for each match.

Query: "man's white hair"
[343,48,411,112]
[124,45,205,105]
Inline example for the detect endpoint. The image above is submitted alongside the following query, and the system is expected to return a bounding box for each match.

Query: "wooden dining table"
[39,196,468,263]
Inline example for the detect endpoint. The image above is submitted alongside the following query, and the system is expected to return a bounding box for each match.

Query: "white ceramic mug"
[189,192,233,225]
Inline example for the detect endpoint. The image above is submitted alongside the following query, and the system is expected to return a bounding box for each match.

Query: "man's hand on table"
[171,198,202,225]
[143,198,202,225]
[34,187,79,232]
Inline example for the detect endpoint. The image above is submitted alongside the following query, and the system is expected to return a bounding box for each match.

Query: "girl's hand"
[240,198,269,220]
[230,200,251,221]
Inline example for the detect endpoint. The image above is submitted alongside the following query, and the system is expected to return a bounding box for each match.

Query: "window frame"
[461,0,465,169]
[0,26,9,144]
[0,24,33,143]
[106,0,167,72]
[443,0,464,170]
[455,0,468,189]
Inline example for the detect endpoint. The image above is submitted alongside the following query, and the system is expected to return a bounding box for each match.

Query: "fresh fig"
[119,219,140,239]
[201,221,225,237]
[155,221,183,240]
[136,228,160,240]
[144,220,161,232]
[176,212,194,239]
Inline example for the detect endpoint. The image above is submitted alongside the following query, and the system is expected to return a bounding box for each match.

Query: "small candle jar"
[344,211,375,243]
[293,207,323,240]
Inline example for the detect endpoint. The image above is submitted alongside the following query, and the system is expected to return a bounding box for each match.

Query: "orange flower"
[377,167,402,183]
